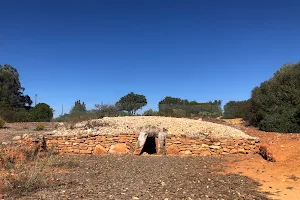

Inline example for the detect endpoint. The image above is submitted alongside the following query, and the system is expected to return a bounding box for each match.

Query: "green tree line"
[0,64,53,122]
[223,62,300,133]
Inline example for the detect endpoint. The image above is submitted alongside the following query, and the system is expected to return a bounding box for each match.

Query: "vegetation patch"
[35,123,45,131]
[0,117,6,128]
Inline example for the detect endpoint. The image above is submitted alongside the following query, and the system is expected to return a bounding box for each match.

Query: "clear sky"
[1,0,300,116]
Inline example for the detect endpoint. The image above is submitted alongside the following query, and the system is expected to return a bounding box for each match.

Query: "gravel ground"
[14,155,269,200]
[54,116,253,139]
[0,123,54,143]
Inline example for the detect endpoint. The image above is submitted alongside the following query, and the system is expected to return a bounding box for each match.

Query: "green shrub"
[35,123,45,131]
[31,103,53,122]
[158,97,222,118]
[55,114,70,122]
[198,111,220,119]
[223,100,249,119]
[248,62,300,132]
[0,116,5,128]
[0,103,32,122]
[143,109,159,116]
[93,104,119,118]
[172,109,186,118]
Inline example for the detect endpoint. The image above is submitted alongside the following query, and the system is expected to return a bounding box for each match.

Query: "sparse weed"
[0,117,6,128]
[35,123,45,131]
[2,153,54,197]
[0,144,57,197]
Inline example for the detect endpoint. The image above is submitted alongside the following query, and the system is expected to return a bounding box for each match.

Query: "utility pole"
[61,105,64,116]
[34,94,38,106]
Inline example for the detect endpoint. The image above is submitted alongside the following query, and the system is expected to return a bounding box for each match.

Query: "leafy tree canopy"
[31,103,54,122]
[223,100,249,119]
[93,103,119,117]
[0,64,32,107]
[116,92,147,114]
[248,62,300,132]
[70,100,87,116]
[158,96,222,118]
[143,109,159,116]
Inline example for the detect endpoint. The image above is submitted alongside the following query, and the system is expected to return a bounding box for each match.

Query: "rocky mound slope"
[53,116,254,139]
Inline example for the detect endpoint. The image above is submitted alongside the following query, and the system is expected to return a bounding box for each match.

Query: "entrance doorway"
[140,136,157,155]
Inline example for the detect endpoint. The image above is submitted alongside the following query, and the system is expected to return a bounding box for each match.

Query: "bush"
[55,114,70,122]
[0,103,32,122]
[223,100,249,119]
[93,104,119,118]
[143,109,159,116]
[31,103,53,122]
[248,62,300,132]
[172,109,186,118]
[198,111,220,119]
[0,117,5,128]
[158,97,222,118]
[35,123,45,131]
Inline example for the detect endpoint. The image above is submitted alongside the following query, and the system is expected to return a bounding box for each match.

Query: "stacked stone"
[46,133,139,155]
[45,133,259,156]
[165,135,259,156]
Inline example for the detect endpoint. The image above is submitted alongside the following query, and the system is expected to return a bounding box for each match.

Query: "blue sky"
[1,0,300,116]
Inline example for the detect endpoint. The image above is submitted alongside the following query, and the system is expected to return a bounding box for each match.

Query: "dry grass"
[2,154,54,196]
[0,117,6,128]
[0,143,58,198]
[35,123,45,131]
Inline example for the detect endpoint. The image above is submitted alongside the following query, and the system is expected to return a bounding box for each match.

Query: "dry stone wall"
[45,132,260,156]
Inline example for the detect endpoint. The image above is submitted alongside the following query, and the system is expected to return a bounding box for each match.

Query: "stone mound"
[52,116,254,139]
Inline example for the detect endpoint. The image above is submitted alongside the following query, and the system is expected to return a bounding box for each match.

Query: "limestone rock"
[230,149,238,154]
[22,134,29,139]
[199,151,211,156]
[238,148,246,154]
[13,136,21,141]
[108,143,128,154]
[93,145,107,155]
[166,144,180,155]
[179,150,192,155]
[209,145,221,150]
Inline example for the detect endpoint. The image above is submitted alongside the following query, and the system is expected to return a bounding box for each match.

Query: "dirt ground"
[223,119,300,200]
[10,155,268,200]
[0,122,54,143]
[1,121,300,199]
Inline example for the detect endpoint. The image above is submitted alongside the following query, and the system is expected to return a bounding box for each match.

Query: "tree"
[158,96,222,118]
[248,62,300,132]
[116,92,147,114]
[70,100,87,116]
[0,64,33,122]
[0,64,32,107]
[93,103,119,117]
[223,100,249,119]
[31,103,54,122]
[55,113,70,122]
[143,109,159,116]
[158,96,188,117]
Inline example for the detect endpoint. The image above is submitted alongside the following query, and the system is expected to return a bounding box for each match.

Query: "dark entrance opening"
[140,136,157,155]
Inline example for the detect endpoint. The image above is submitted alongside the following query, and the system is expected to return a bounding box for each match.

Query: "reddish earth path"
[224,122,300,200]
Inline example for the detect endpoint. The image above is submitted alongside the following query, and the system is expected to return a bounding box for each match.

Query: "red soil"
[225,123,300,200]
